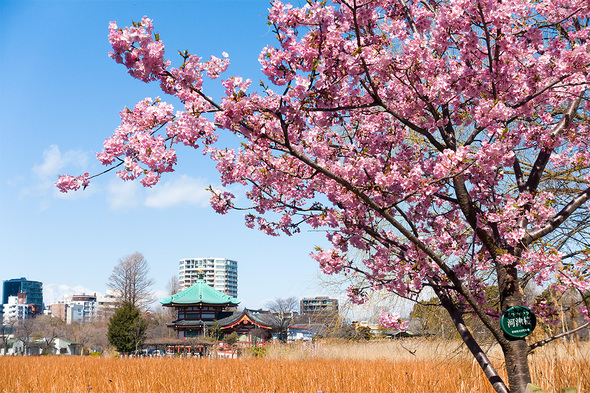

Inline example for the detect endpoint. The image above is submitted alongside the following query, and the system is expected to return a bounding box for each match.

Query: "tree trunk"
[497,264,532,393]
[502,338,532,393]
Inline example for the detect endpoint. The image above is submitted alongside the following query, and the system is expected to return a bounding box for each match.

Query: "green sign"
[500,306,536,338]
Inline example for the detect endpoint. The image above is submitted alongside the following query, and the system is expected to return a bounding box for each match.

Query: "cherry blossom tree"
[57,1,590,391]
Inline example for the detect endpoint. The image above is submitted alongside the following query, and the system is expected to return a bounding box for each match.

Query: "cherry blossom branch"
[345,0,447,152]
[87,158,126,181]
[476,3,498,100]
[306,102,379,112]
[526,186,590,243]
[397,0,419,35]
[515,95,584,242]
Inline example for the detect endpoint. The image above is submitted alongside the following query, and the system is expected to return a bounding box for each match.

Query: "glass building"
[2,277,43,318]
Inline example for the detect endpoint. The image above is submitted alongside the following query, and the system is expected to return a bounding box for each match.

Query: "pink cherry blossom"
[56,173,89,193]
[57,2,590,390]
[379,310,409,331]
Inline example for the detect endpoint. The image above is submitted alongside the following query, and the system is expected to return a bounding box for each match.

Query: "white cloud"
[44,283,97,305]
[22,145,92,202]
[107,179,141,210]
[33,145,88,182]
[106,174,216,210]
[144,175,212,208]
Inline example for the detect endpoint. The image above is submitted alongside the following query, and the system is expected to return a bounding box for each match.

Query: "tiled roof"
[216,309,280,329]
[160,279,239,307]
[166,319,206,327]
[144,337,213,346]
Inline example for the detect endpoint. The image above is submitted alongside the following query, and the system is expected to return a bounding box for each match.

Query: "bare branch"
[529,321,590,351]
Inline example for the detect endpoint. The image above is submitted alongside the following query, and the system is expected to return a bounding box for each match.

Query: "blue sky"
[0,0,342,311]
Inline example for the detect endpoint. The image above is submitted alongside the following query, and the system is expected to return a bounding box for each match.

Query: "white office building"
[179,258,238,297]
[97,290,121,317]
[3,295,31,323]
[48,294,98,324]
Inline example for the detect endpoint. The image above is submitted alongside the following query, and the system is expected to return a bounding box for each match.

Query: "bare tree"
[265,296,299,342]
[0,319,17,354]
[162,275,180,325]
[71,318,110,354]
[32,315,68,354]
[166,275,180,296]
[107,252,155,310]
[266,296,299,313]
[15,318,36,355]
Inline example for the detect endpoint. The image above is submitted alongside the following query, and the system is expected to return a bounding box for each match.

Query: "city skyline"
[1,274,342,320]
[1,255,332,310]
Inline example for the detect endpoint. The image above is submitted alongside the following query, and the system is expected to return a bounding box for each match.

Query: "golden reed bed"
[1,340,588,393]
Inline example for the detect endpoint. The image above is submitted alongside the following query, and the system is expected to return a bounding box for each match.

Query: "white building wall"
[66,304,84,324]
[97,290,121,317]
[179,258,238,297]
[2,296,31,323]
[71,298,97,320]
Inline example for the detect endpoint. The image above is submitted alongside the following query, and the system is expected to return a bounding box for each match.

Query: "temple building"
[161,278,239,339]
[161,278,279,343]
[218,309,278,343]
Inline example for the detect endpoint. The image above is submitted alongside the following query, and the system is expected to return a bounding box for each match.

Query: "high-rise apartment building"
[178,258,238,297]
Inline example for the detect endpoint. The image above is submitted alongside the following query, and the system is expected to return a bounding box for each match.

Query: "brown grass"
[1,340,588,393]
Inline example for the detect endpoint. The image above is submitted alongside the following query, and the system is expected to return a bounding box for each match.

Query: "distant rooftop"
[4,277,42,284]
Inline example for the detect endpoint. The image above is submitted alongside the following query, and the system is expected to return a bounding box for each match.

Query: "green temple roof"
[160,279,239,307]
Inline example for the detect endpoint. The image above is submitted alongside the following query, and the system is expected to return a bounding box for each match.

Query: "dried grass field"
[1,340,588,393]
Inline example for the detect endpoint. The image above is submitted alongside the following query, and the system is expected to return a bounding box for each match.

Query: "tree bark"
[502,338,532,393]
[496,264,532,393]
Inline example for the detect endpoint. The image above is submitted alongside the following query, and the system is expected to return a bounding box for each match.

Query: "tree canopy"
[107,301,148,355]
[58,1,590,391]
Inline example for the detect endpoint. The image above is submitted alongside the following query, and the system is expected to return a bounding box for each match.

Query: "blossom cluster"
[56,173,89,193]
[529,298,560,326]
[379,311,410,331]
